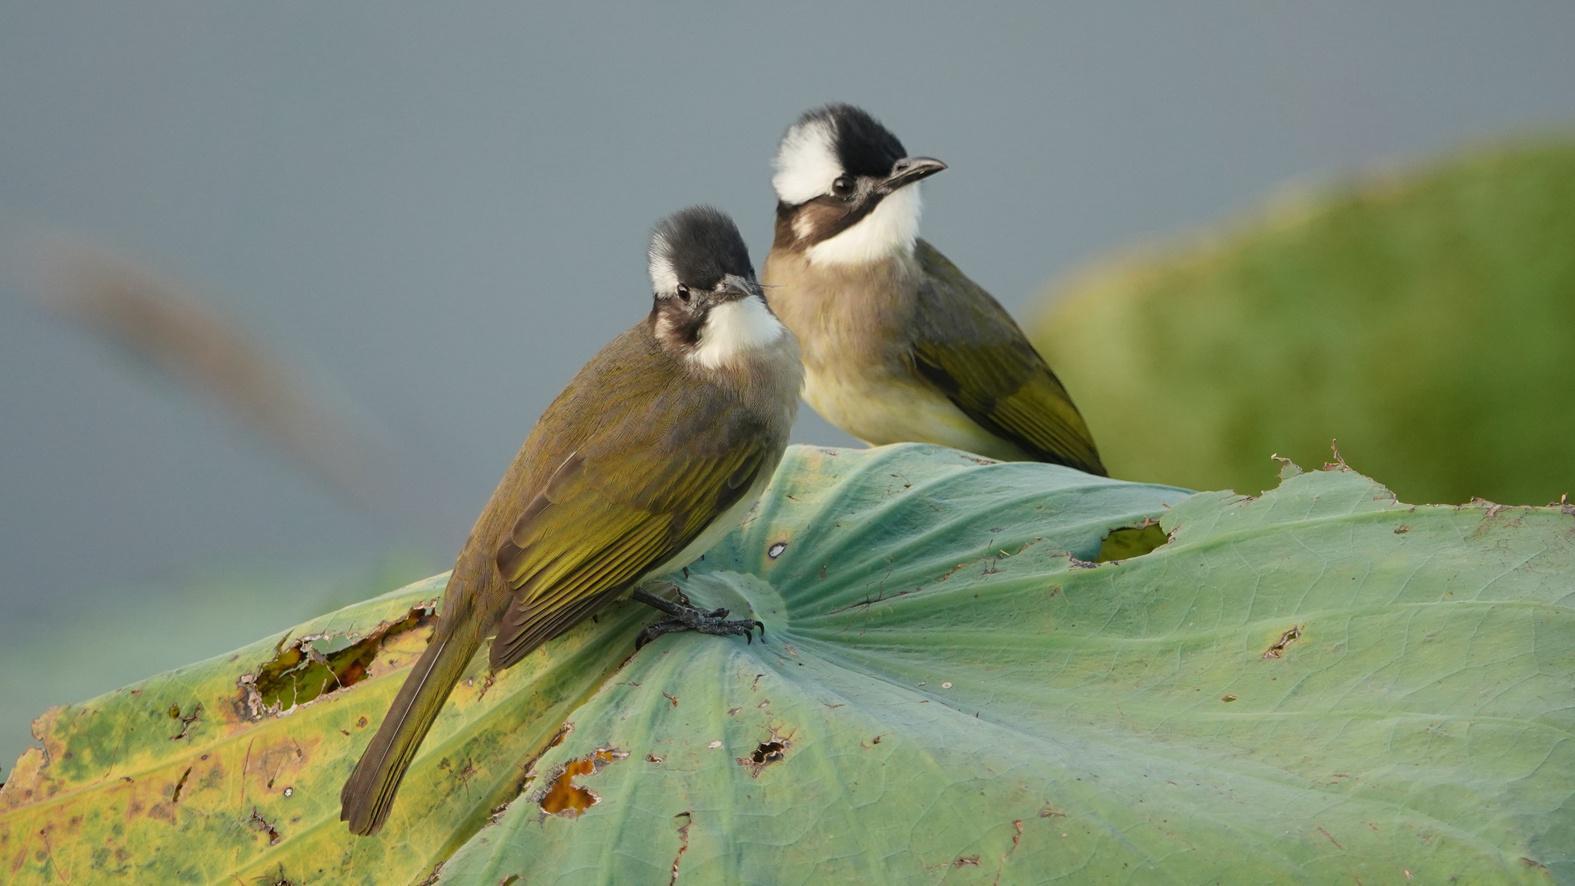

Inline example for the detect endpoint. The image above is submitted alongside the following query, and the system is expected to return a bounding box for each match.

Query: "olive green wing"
[488,440,768,669]
[908,241,1106,475]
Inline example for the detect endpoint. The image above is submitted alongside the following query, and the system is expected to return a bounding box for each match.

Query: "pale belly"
[803,366,1031,461]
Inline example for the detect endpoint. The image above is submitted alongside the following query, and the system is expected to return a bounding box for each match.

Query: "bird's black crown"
[796,103,908,178]
[649,205,755,290]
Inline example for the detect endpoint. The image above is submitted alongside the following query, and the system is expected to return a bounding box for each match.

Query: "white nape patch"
[772,118,842,205]
[647,233,679,293]
[690,297,786,369]
[807,184,923,266]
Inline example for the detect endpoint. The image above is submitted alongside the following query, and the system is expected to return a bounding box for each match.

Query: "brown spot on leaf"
[1221,694,1238,703]
[170,767,192,804]
[247,808,281,845]
[168,703,202,740]
[237,602,436,718]
[952,854,981,868]
[1520,857,1550,875]
[1262,625,1302,659]
[538,748,626,817]
[1393,524,1410,534]
[738,738,789,777]
[670,811,692,885]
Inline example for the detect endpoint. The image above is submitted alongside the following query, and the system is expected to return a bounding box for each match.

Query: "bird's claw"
[633,603,766,650]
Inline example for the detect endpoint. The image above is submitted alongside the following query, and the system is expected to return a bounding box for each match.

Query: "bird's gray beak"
[716,273,762,302]
[882,156,947,192]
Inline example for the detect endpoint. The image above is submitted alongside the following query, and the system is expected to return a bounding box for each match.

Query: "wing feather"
[488,441,766,669]
[909,241,1105,474]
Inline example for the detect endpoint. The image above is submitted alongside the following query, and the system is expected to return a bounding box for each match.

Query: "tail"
[340,623,480,835]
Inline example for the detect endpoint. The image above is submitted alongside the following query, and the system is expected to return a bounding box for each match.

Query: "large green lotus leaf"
[1031,141,1575,505]
[0,444,1179,883]
[4,445,1572,884]
[443,448,1572,883]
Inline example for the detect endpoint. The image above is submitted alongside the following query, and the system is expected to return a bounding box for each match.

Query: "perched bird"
[761,104,1105,474]
[341,207,801,835]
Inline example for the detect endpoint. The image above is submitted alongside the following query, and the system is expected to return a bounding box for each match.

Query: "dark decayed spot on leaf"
[168,703,203,740]
[170,767,192,804]
[490,723,573,824]
[1263,625,1303,660]
[738,738,789,777]
[953,854,981,868]
[248,807,281,845]
[1221,694,1238,703]
[1094,519,1169,563]
[500,876,520,886]
[236,602,436,718]
[670,811,692,886]
[538,748,627,817]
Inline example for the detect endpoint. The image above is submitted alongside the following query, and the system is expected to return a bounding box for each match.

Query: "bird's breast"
[802,362,1025,459]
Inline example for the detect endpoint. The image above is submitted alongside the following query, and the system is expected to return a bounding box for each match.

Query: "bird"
[760,103,1105,474]
[340,206,801,835]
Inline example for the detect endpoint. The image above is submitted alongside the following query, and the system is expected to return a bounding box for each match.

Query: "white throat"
[690,297,786,369]
[806,185,923,266]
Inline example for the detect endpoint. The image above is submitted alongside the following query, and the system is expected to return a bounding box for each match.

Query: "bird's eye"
[676,284,691,302]
[831,175,854,197]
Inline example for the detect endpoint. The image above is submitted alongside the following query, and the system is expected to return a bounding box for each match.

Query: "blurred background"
[2,3,1573,769]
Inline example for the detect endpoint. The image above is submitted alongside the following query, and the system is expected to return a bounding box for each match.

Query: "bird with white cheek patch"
[341,206,799,836]
[761,103,1105,474]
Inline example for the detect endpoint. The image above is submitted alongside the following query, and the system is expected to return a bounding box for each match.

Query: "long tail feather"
[339,625,479,835]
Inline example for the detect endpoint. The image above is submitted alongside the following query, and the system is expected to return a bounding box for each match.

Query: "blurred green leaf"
[1032,139,1575,504]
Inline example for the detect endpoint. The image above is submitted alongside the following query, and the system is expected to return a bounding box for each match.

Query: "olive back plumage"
[341,209,799,835]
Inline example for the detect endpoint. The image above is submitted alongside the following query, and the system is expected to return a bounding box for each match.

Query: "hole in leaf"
[738,738,789,777]
[539,748,626,817]
[1262,625,1303,660]
[237,603,436,718]
[1094,520,1168,563]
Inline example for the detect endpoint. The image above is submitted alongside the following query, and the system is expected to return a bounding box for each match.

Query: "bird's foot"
[630,588,764,649]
